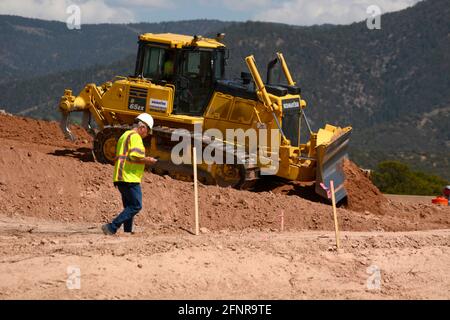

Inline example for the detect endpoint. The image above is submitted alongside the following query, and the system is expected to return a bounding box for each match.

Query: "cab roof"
[139,33,226,49]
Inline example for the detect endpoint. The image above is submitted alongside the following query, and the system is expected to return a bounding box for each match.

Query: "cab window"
[141,46,176,81]
[174,50,213,116]
[142,47,165,80]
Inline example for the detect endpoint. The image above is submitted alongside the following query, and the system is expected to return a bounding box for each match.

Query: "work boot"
[101,224,115,235]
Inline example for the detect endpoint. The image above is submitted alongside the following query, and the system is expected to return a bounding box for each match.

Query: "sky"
[0,0,422,26]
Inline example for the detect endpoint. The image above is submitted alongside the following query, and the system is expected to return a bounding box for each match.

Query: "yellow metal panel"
[316,128,335,146]
[152,113,203,125]
[139,33,225,49]
[205,92,233,119]
[324,124,338,132]
[229,98,255,124]
[101,83,126,105]
[147,87,172,114]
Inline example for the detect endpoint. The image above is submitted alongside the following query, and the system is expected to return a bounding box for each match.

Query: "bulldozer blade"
[315,129,352,203]
[60,112,75,141]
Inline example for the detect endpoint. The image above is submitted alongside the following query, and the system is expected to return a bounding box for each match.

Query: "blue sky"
[0,0,421,26]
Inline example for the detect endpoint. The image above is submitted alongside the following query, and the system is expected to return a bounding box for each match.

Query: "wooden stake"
[330,180,340,250]
[193,147,199,236]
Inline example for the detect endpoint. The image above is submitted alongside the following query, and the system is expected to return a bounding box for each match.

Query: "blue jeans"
[109,183,142,233]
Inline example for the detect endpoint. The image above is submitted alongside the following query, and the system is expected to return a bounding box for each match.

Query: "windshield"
[141,46,175,81]
[141,46,164,79]
[214,50,225,79]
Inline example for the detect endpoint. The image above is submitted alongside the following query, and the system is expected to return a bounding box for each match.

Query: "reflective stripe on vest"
[114,130,145,182]
[117,131,137,181]
[115,147,145,163]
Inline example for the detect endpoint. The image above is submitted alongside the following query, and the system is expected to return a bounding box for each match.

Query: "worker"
[444,186,450,203]
[163,51,175,79]
[102,113,158,235]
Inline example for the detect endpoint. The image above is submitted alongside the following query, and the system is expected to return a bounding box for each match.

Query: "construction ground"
[0,112,449,299]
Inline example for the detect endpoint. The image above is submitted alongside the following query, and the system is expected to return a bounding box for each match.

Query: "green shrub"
[371,161,448,195]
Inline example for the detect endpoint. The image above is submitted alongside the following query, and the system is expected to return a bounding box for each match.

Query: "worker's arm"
[132,156,158,165]
[128,134,158,165]
[128,151,157,165]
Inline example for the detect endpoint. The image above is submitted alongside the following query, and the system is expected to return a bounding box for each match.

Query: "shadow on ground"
[49,147,95,162]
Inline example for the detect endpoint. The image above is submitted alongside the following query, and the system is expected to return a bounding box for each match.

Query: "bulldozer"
[58,33,352,202]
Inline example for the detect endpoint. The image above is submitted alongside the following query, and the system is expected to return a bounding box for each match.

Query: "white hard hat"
[136,113,154,129]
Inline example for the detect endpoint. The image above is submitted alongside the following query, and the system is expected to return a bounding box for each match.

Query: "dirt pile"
[343,159,388,215]
[0,113,449,233]
[0,113,92,148]
[250,159,390,216]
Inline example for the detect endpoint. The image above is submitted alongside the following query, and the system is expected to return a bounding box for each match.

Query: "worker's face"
[139,125,149,138]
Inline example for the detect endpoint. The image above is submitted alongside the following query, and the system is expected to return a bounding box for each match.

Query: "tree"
[371,161,448,195]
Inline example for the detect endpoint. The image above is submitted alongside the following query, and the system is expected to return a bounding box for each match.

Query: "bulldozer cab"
[134,34,226,117]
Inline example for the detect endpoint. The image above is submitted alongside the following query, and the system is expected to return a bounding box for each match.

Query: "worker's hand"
[145,157,158,165]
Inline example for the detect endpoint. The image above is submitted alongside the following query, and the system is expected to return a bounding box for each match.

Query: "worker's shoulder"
[116,130,139,145]
[129,130,144,144]
[117,129,132,140]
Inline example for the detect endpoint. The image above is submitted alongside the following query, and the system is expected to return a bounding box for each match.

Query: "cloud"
[107,0,175,9]
[80,0,135,23]
[0,0,135,24]
[0,0,422,25]
[253,0,421,25]
[197,0,271,11]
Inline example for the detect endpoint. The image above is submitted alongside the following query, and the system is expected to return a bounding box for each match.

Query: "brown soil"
[0,113,449,300]
[343,158,388,215]
[0,216,449,299]
[0,113,92,148]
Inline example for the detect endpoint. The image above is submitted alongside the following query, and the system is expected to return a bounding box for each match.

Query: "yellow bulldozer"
[58,33,352,202]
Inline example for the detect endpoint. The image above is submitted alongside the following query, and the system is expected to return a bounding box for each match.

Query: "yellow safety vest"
[113,130,146,183]
[163,60,174,76]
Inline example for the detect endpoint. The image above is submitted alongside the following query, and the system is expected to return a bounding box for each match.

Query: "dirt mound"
[0,114,449,233]
[253,160,390,215]
[0,113,92,148]
[343,159,388,215]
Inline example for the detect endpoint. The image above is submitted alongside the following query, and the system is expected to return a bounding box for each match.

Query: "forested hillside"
[0,0,448,179]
